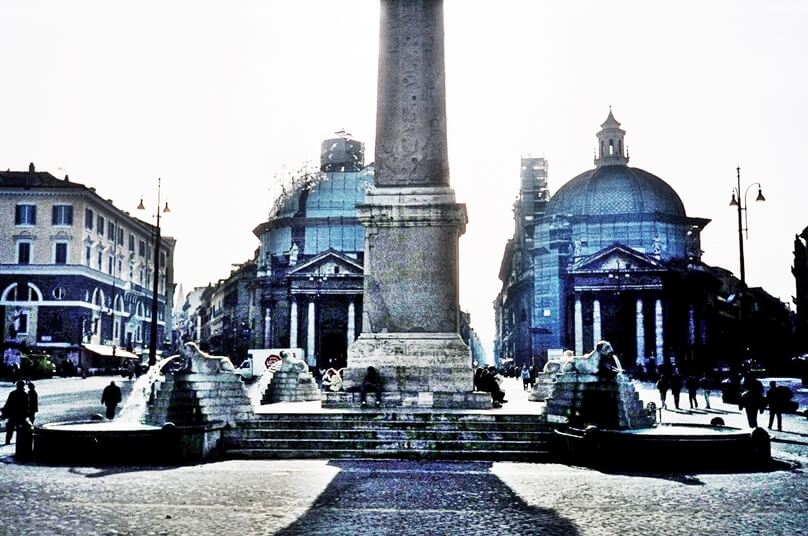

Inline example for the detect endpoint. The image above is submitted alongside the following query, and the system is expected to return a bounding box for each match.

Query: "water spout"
[117,356,179,423]
[246,361,283,409]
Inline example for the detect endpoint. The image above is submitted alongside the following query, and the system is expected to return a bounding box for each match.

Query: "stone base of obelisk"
[322,333,492,409]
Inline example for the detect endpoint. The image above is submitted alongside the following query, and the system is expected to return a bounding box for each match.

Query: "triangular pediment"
[569,243,664,273]
[288,248,363,277]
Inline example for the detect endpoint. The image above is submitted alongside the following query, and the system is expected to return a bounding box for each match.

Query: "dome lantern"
[594,108,629,168]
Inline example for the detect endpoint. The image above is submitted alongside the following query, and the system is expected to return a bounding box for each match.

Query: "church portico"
[567,244,667,365]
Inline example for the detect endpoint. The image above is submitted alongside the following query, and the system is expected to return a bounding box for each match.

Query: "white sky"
[2,1,806,358]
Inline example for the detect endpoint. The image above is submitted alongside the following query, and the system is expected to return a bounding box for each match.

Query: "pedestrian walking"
[101,380,122,419]
[656,374,670,409]
[739,375,764,428]
[700,374,712,409]
[685,375,699,409]
[2,380,29,444]
[26,382,38,424]
[765,381,791,432]
[521,365,531,391]
[670,371,683,410]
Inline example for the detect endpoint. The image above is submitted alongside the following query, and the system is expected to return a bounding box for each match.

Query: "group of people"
[737,377,793,431]
[1,380,38,445]
[655,371,712,410]
[655,370,794,431]
[474,366,508,408]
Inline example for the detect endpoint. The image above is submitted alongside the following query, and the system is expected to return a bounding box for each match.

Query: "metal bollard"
[15,419,33,461]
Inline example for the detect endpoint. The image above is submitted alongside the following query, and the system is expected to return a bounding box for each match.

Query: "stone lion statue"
[559,341,623,377]
[278,350,309,374]
[178,341,235,374]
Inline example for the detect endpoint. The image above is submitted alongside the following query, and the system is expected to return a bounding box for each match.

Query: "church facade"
[497,112,723,372]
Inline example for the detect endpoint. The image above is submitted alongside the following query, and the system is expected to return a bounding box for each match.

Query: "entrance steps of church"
[223,410,554,462]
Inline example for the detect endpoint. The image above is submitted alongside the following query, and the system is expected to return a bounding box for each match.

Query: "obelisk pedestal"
[323,0,489,409]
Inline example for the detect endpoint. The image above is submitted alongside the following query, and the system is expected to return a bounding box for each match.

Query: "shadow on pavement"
[596,456,801,485]
[276,459,581,536]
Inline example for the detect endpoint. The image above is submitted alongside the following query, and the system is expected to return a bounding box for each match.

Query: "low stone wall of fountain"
[143,344,253,461]
[34,343,255,465]
[541,342,771,470]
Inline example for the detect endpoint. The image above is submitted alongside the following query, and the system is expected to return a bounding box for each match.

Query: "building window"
[52,205,73,226]
[139,240,146,257]
[98,215,105,236]
[53,286,66,300]
[54,242,68,264]
[129,234,135,253]
[117,259,123,275]
[97,251,103,270]
[108,221,115,241]
[15,204,36,225]
[1,283,42,302]
[113,318,119,340]
[85,208,94,229]
[108,255,114,275]
[17,241,31,264]
[118,228,124,246]
[85,245,92,266]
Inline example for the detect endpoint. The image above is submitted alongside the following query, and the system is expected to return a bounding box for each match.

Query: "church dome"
[546,111,686,218]
[546,165,686,217]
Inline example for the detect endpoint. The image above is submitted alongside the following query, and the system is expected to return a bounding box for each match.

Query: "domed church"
[498,111,719,371]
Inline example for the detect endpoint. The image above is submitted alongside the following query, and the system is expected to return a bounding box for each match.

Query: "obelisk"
[335,0,489,408]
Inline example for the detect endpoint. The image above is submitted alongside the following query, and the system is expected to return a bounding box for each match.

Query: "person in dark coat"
[685,375,699,409]
[359,366,383,406]
[765,381,791,431]
[670,371,683,409]
[26,382,39,424]
[656,374,670,409]
[3,380,29,444]
[101,381,122,419]
[739,375,765,428]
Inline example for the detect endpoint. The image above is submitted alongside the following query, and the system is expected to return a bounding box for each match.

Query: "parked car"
[720,376,743,404]
[21,352,56,379]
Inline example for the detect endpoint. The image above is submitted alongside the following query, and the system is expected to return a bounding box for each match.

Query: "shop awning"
[81,344,139,360]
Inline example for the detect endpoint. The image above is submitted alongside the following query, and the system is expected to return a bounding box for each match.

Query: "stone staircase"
[223,410,555,462]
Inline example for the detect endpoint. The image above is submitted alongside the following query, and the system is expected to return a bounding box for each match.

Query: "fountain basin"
[34,420,228,465]
[554,423,771,471]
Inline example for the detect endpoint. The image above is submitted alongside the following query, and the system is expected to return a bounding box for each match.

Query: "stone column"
[655,298,664,366]
[307,299,316,367]
[592,298,601,346]
[574,296,583,355]
[337,0,484,408]
[636,297,645,368]
[347,298,356,349]
[263,307,272,349]
[289,298,298,349]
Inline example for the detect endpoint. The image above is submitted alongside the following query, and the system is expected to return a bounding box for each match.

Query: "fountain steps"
[224,412,553,462]
[227,448,547,462]
[235,429,546,440]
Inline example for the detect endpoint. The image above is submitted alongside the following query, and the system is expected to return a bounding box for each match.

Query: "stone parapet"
[322,390,491,410]
[342,332,474,394]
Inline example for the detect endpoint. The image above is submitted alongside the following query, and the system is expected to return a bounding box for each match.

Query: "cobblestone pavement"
[0,377,806,535]
[0,457,806,536]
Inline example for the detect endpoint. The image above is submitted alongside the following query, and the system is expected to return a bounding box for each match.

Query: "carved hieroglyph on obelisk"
[337,0,489,408]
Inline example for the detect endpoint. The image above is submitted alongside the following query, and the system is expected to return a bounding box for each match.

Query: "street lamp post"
[729,166,765,360]
[138,178,170,366]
